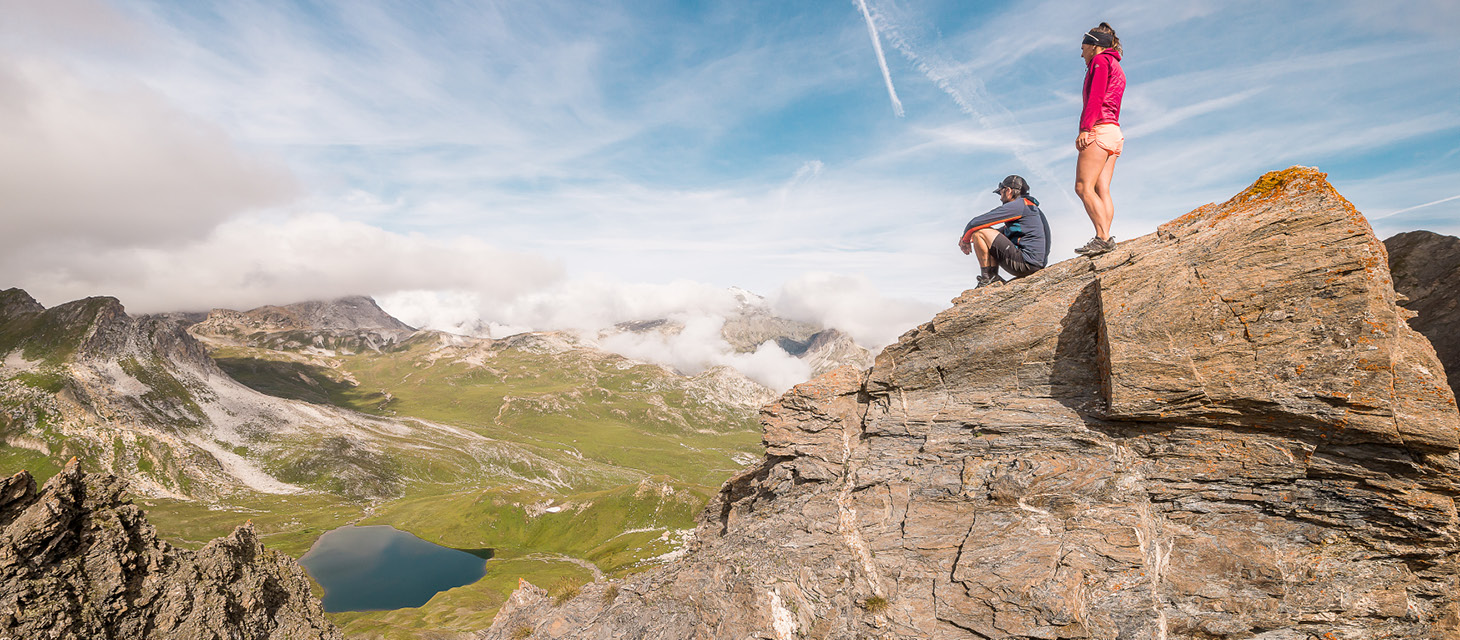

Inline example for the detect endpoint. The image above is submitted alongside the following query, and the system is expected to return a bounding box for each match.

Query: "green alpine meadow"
[0,290,796,637]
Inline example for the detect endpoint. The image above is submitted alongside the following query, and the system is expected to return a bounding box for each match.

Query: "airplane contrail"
[865,3,1077,213]
[855,0,904,118]
[1374,194,1460,219]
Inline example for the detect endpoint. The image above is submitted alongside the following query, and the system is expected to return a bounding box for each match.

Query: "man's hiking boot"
[976,274,1006,288]
[1075,236,1116,256]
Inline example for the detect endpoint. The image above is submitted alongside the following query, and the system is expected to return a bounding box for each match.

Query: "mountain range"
[0,285,874,637]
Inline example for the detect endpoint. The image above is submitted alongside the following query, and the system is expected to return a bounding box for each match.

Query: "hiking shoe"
[975,274,1006,288]
[1075,236,1116,256]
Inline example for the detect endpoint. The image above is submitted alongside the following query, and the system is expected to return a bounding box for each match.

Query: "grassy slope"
[210,338,761,487]
[138,493,362,557]
[358,479,711,576]
[0,446,62,485]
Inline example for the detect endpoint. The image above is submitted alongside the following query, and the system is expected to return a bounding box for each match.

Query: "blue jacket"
[960,196,1051,267]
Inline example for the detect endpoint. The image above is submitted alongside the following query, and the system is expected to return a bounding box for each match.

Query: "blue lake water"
[299,525,490,612]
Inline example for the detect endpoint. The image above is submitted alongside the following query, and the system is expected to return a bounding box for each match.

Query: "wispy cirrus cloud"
[1,0,1456,345]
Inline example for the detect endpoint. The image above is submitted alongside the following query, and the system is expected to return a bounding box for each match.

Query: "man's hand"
[958,239,972,255]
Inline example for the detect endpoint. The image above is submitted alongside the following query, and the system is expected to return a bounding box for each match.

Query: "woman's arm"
[1079,57,1110,132]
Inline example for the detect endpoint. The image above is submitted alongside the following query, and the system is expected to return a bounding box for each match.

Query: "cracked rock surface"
[479,168,1460,639]
[0,460,339,640]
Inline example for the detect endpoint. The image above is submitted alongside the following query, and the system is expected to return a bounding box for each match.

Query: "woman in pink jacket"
[1073,23,1125,256]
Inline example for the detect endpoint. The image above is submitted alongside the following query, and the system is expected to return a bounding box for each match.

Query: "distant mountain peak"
[0,288,45,320]
[241,296,416,333]
[189,296,417,355]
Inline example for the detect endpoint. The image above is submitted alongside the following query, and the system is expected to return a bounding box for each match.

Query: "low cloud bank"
[377,274,940,391]
[770,272,941,348]
[597,314,812,392]
[4,213,562,314]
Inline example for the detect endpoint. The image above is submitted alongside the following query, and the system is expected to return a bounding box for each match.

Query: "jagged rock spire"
[0,460,339,639]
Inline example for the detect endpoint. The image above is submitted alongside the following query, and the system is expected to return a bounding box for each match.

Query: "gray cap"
[994,175,1029,195]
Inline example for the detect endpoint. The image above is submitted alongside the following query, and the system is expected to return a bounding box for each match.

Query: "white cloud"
[375,273,940,391]
[378,283,822,390]
[4,213,562,313]
[0,58,297,252]
[771,272,941,348]
[599,314,812,391]
[0,0,146,53]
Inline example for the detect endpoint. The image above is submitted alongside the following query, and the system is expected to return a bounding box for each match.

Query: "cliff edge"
[481,168,1460,639]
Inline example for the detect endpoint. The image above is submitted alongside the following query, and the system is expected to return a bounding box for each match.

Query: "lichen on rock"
[479,168,1460,639]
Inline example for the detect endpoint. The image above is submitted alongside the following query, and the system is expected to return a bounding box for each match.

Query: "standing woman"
[1073,23,1125,256]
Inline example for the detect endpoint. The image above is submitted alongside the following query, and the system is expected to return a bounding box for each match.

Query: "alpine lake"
[299,525,492,612]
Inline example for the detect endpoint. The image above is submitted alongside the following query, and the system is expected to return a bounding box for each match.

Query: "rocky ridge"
[1388,230,1460,399]
[0,460,338,639]
[190,295,416,354]
[481,168,1460,639]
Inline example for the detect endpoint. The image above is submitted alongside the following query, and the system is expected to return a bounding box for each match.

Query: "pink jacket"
[1080,49,1124,131]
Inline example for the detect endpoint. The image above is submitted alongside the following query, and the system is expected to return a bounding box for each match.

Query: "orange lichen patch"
[1161,166,1352,238]
[1224,166,1338,208]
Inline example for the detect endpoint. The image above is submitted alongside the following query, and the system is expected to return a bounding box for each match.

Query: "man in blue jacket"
[958,175,1051,288]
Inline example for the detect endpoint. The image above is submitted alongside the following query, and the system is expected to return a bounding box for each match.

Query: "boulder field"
[482,168,1460,639]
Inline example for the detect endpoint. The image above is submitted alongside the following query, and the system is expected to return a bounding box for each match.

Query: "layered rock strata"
[1387,230,1460,399]
[481,168,1460,639]
[0,460,339,639]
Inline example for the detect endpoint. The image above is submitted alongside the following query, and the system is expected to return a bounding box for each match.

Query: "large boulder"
[480,168,1460,640]
[1387,229,1460,399]
[0,460,340,639]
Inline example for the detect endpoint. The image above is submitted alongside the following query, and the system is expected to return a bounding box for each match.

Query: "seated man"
[958,175,1051,287]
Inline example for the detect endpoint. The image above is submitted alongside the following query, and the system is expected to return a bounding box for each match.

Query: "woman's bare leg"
[1074,143,1112,240]
[1094,153,1118,240]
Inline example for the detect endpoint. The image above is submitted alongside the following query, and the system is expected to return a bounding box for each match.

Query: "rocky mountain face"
[481,168,1460,639]
[191,295,416,354]
[0,460,338,639]
[1388,230,1460,399]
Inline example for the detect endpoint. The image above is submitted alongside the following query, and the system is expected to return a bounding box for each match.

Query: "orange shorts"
[1078,123,1123,156]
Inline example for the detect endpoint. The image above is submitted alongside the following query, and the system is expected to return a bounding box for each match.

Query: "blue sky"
[2,0,1458,348]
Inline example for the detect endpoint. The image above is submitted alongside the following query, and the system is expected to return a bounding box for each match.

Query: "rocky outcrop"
[0,460,339,639]
[1388,230,1460,399]
[480,168,1460,639]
